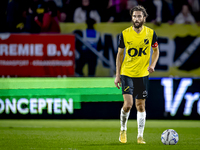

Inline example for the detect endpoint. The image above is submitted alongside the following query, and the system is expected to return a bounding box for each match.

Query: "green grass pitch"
[0,120,199,150]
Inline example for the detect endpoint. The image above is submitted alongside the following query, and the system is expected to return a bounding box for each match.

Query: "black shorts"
[120,75,149,99]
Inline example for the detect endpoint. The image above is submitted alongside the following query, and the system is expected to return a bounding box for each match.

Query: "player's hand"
[114,76,121,89]
[148,66,155,73]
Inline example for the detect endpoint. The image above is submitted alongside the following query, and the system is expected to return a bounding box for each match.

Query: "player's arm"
[115,47,124,89]
[116,47,125,77]
[148,31,159,73]
[148,45,159,73]
[115,33,125,89]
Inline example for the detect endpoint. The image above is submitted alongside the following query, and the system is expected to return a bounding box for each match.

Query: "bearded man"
[114,5,160,144]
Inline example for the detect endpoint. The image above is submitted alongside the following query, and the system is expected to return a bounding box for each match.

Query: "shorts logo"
[124,86,130,92]
[143,90,147,97]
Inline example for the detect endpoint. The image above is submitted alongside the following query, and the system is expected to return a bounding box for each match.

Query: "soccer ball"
[161,129,179,145]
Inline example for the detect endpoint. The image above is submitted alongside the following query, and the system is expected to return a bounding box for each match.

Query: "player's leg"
[135,98,146,144]
[121,94,133,130]
[134,76,149,144]
[119,94,133,143]
[119,75,134,143]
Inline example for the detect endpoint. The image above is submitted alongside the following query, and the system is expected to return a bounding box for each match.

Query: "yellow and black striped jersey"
[118,25,157,77]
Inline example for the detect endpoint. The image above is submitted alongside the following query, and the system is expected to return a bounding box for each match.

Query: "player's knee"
[136,104,145,112]
[124,103,133,112]
[124,106,132,112]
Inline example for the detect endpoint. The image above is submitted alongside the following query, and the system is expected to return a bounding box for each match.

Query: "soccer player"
[114,5,159,144]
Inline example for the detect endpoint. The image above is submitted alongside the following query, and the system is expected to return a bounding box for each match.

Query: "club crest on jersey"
[144,39,149,45]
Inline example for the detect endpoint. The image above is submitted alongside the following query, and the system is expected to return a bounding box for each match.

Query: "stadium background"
[1,1,200,149]
[0,0,200,120]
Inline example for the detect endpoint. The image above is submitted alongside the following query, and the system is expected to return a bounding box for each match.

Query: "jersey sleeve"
[118,32,125,48]
[151,31,158,48]
[152,31,157,45]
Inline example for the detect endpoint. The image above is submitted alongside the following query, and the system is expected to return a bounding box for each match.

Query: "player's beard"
[133,19,144,28]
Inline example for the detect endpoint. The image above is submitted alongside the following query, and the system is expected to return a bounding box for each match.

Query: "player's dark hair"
[130,5,148,18]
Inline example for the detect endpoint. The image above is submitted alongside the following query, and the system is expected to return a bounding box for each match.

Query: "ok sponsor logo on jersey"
[128,47,147,57]
[127,39,149,57]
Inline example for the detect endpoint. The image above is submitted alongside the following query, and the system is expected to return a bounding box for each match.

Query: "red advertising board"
[0,34,75,77]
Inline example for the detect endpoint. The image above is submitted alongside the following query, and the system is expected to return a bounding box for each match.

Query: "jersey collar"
[132,25,144,35]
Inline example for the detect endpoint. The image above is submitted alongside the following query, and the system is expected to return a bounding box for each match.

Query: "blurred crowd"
[0,0,200,33]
